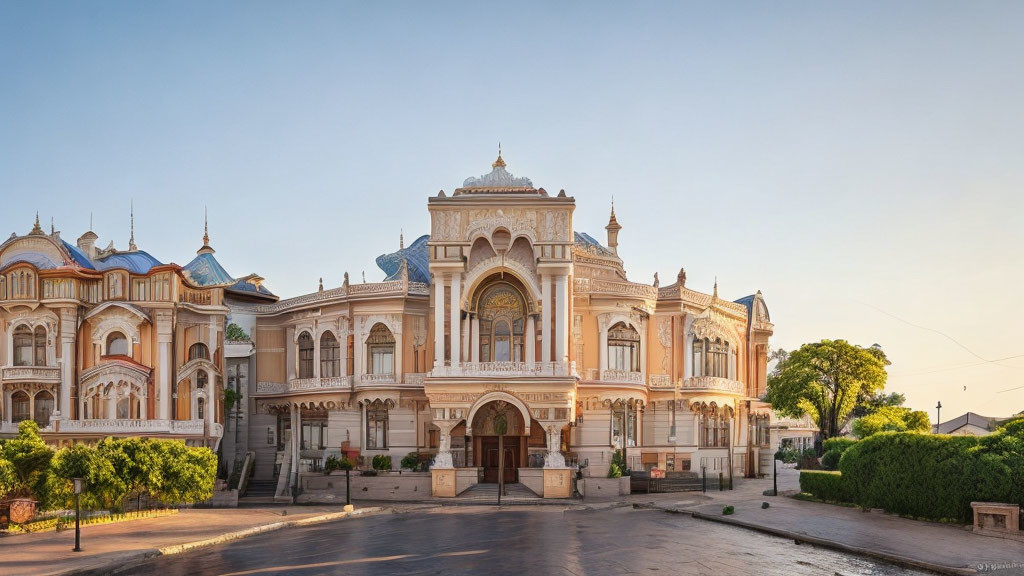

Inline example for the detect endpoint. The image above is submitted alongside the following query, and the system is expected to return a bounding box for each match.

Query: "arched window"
[476,282,526,363]
[106,332,129,356]
[297,332,314,378]
[11,390,30,422]
[692,336,730,378]
[33,326,46,366]
[367,324,395,375]
[197,370,208,389]
[197,397,205,420]
[117,397,130,420]
[188,342,210,361]
[699,406,731,448]
[33,391,54,427]
[13,325,33,366]
[320,332,340,378]
[608,322,640,372]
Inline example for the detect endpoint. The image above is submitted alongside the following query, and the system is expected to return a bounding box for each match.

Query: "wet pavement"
[121,505,931,576]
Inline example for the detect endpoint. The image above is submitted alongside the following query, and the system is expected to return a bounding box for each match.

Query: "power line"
[891,354,1024,378]
[854,300,1021,368]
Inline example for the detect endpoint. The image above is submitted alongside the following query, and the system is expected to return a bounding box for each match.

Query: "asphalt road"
[120,505,931,576]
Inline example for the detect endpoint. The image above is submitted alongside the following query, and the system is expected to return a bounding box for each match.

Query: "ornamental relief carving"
[431,210,463,241]
[7,310,58,345]
[657,317,672,371]
[90,309,144,344]
[466,208,538,242]
[357,313,402,338]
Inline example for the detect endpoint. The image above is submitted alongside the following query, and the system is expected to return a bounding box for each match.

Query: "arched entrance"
[471,400,527,484]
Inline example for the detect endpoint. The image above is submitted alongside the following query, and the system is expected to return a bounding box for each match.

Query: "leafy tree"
[0,457,15,499]
[97,437,162,510]
[851,391,906,418]
[852,406,930,438]
[47,442,120,510]
[225,323,249,342]
[766,340,888,442]
[151,441,217,505]
[1,421,54,500]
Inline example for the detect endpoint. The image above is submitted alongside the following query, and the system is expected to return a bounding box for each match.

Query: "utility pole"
[935,401,942,433]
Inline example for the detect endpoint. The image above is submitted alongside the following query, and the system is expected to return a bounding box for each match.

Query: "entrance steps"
[457,483,543,504]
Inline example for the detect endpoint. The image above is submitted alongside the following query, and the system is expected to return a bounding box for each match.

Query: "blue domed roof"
[376,234,431,284]
[62,241,96,270]
[93,251,163,274]
[574,232,615,256]
[227,275,276,298]
[182,252,235,287]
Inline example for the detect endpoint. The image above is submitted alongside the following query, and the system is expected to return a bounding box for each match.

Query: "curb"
[665,505,975,576]
[56,507,385,576]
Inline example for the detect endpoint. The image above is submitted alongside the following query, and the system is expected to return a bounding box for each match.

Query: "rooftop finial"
[30,211,43,235]
[318,277,324,292]
[203,205,209,246]
[400,228,404,250]
[492,142,506,168]
[50,216,54,235]
[128,199,137,251]
[713,276,719,299]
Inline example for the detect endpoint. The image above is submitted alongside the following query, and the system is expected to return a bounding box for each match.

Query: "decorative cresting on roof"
[455,148,536,195]
[689,307,739,345]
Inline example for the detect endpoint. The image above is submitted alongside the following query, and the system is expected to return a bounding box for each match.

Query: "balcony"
[57,419,211,435]
[599,369,644,385]
[430,361,576,379]
[648,374,672,389]
[255,376,354,395]
[2,365,61,383]
[681,376,745,395]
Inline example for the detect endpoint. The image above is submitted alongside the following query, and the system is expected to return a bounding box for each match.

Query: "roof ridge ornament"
[30,211,44,235]
[457,146,534,193]
[197,206,215,255]
[128,200,137,252]
[492,142,506,168]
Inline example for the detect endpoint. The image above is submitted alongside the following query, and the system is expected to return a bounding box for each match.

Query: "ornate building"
[239,152,774,497]
[0,212,277,449]
[1,152,773,498]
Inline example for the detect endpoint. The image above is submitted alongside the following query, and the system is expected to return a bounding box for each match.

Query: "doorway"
[480,436,520,483]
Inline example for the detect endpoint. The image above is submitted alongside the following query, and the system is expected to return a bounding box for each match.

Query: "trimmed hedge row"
[800,418,1024,523]
[799,470,847,503]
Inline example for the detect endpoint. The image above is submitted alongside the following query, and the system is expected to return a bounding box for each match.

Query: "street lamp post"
[936,401,942,432]
[72,477,84,552]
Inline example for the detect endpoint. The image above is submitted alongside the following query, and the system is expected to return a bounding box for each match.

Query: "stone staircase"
[456,483,543,504]
[239,478,279,504]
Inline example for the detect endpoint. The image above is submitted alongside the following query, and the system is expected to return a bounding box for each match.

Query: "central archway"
[467,393,531,484]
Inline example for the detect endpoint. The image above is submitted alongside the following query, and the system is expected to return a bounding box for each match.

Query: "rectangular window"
[301,420,328,450]
[367,407,389,449]
[371,347,394,375]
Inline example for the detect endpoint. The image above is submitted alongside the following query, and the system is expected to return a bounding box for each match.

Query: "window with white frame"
[320,332,340,377]
[366,402,389,449]
[106,331,129,356]
[692,336,730,378]
[367,323,395,375]
[611,400,638,449]
[297,331,314,378]
[608,322,640,371]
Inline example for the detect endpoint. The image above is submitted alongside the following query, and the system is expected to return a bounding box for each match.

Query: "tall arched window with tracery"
[13,325,33,366]
[320,332,340,377]
[692,336,730,378]
[477,282,526,362]
[297,332,314,378]
[367,324,395,375]
[608,322,640,372]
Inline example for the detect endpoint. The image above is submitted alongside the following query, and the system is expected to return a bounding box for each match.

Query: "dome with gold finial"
[455,145,536,195]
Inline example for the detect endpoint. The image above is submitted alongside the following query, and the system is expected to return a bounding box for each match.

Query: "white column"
[157,311,173,420]
[340,321,350,377]
[139,393,147,419]
[555,274,568,364]
[525,316,535,364]
[433,274,445,368]
[107,394,116,420]
[471,316,481,363]
[461,316,470,362]
[541,274,551,363]
[291,403,300,489]
[312,325,321,379]
[394,330,403,378]
[599,322,608,377]
[58,309,75,418]
[450,273,461,367]
[285,327,296,380]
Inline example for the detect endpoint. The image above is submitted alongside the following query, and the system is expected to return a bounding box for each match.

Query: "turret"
[605,199,622,255]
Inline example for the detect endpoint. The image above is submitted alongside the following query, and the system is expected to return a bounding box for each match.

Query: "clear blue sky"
[2,1,1022,420]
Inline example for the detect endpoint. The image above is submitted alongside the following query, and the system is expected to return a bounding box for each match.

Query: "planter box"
[543,468,572,499]
[298,471,432,503]
[579,476,630,497]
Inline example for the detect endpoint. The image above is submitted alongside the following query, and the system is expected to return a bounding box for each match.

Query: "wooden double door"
[480,436,520,484]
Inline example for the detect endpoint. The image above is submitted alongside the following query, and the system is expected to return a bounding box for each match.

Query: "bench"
[971,502,1022,541]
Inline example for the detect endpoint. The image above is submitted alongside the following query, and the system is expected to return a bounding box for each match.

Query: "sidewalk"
[0,505,383,576]
[644,465,1024,575]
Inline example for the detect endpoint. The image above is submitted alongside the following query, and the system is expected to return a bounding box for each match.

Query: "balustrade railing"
[600,369,644,384]
[2,365,61,382]
[648,374,672,388]
[255,376,354,395]
[360,373,397,384]
[682,376,745,394]
[431,361,576,378]
[58,419,207,435]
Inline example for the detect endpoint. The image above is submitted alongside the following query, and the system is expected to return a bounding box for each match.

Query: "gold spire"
[128,200,137,251]
[607,197,621,229]
[202,206,210,246]
[30,212,43,235]
[492,142,506,168]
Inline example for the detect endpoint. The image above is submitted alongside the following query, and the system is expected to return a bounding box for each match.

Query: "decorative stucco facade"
[1,152,774,496]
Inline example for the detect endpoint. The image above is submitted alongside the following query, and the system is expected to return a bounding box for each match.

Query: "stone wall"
[297,471,432,502]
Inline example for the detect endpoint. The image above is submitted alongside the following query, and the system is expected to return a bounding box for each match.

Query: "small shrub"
[607,463,622,478]
[796,448,820,470]
[822,437,857,454]
[324,456,342,475]
[799,470,847,503]
[371,455,392,471]
[400,452,420,471]
[775,445,801,464]
[611,449,630,477]
[722,505,734,515]
[820,449,842,471]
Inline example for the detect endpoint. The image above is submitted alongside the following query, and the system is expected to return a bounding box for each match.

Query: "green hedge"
[822,437,857,453]
[799,470,847,502]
